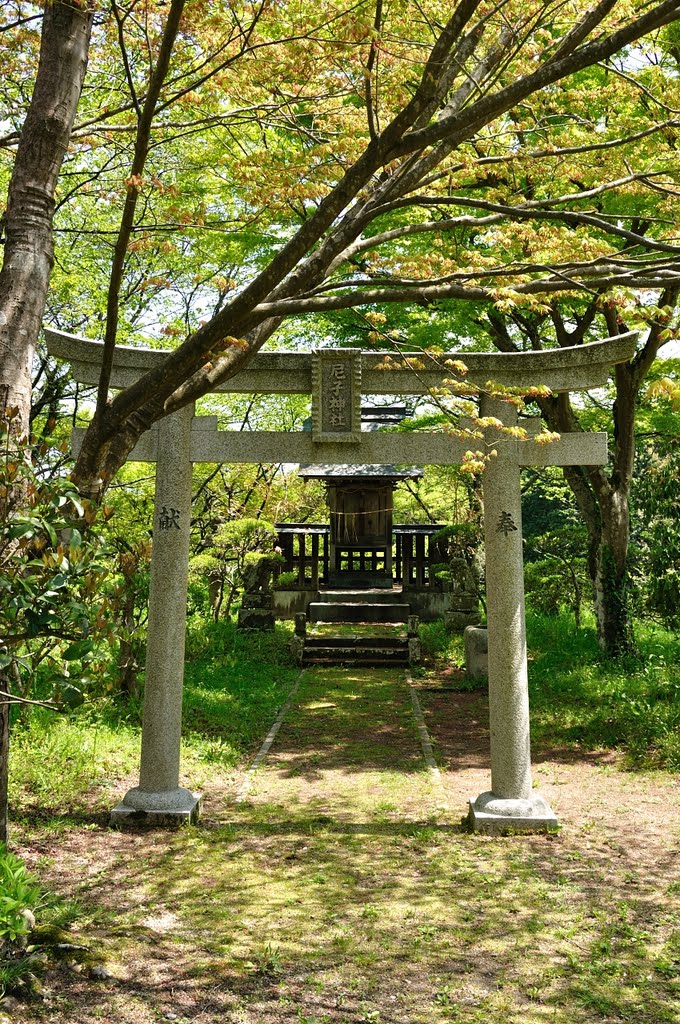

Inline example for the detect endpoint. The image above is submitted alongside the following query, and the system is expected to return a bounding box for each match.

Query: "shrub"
[0,846,41,945]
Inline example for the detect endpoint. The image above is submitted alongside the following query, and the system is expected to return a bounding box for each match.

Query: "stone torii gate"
[46,329,637,833]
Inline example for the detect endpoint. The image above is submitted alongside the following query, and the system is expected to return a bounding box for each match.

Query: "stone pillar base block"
[464,625,488,680]
[467,790,558,835]
[110,786,202,827]
[237,608,276,630]
[444,609,481,632]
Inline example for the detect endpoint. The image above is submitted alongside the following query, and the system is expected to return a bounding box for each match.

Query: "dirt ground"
[7,667,680,1024]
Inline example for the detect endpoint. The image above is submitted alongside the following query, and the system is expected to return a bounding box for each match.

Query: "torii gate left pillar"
[111,405,201,825]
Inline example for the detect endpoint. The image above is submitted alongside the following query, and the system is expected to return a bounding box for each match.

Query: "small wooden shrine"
[298,462,422,588]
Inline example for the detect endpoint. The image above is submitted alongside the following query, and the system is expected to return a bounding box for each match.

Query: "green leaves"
[62,640,95,662]
[0,846,41,945]
[0,424,114,707]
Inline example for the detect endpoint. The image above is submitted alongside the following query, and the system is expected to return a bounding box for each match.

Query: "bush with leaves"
[0,427,114,707]
[0,419,117,840]
[0,845,41,945]
[524,528,590,627]
[189,518,279,620]
[0,845,43,997]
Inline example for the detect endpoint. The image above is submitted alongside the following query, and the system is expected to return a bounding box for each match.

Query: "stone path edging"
[234,670,307,804]
[407,672,449,811]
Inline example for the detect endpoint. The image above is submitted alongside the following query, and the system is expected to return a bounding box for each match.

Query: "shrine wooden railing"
[394,525,447,588]
[276,525,330,590]
[275,524,447,590]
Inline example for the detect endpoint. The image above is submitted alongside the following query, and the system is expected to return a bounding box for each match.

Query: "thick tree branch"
[95,0,187,421]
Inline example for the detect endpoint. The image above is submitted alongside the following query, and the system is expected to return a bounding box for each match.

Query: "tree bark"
[593,491,634,655]
[0,1,93,437]
[0,0,93,844]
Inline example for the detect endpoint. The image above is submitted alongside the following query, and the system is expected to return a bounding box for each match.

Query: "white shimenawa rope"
[235,670,306,804]
[407,671,449,811]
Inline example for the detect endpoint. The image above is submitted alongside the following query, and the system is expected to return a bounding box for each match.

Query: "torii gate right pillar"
[468,396,556,833]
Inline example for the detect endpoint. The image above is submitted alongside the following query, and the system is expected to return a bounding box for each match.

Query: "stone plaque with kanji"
[311,350,362,442]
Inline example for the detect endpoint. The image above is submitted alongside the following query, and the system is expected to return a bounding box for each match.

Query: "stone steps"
[303,655,410,667]
[295,588,417,666]
[317,588,404,605]
[302,636,410,667]
[305,636,405,649]
[308,602,410,623]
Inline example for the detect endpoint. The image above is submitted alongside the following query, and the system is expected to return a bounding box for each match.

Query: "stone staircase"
[308,588,410,624]
[303,633,411,667]
[291,589,420,668]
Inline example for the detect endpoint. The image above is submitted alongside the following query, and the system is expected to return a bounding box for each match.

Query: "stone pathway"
[234,665,448,823]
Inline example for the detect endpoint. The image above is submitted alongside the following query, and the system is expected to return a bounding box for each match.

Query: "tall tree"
[3,1,680,451]
[0,0,93,435]
[2,4,680,668]
[480,291,678,654]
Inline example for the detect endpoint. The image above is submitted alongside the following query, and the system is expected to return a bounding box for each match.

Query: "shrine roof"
[298,463,423,479]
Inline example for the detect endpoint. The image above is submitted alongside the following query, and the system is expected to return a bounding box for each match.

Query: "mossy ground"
[6,624,680,1024]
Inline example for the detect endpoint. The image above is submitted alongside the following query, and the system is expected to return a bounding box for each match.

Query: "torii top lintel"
[45,329,637,396]
[47,329,637,469]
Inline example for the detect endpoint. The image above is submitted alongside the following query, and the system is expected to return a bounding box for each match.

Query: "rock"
[164,1014,178,1021]
[0,996,20,1012]
[237,607,275,630]
[20,908,36,932]
[27,952,50,969]
[89,964,114,981]
[464,625,488,679]
[445,609,481,632]
[55,941,89,956]
[289,634,304,665]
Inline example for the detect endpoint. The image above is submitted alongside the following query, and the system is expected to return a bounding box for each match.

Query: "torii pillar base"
[467,792,557,835]
[110,787,201,828]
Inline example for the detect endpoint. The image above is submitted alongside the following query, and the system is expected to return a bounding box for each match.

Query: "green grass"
[6,612,680,1022]
[526,611,680,769]
[419,618,466,666]
[416,609,680,771]
[10,609,679,826]
[182,618,299,764]
[90,810,674,1024]
[9,712,142,817]
[14,678,678,1023]
[9,618,299,817]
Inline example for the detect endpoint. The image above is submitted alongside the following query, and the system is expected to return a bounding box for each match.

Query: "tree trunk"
[117,594,140,698]
[0,1,93,844]
[543,397,636,657]
[0,1,93,437]
[591,490,634,656]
